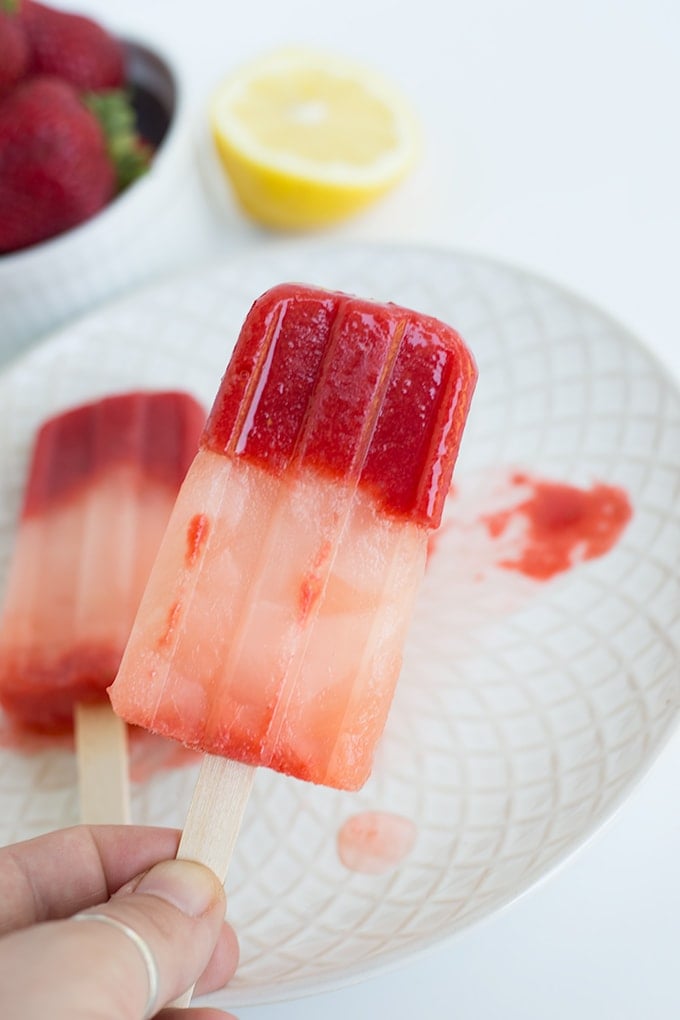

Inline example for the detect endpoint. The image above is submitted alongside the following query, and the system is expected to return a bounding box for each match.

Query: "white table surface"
[8,2,680,1017]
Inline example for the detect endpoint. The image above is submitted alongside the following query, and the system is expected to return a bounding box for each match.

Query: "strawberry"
[21,0,125,92]
[0,0,29,93]
[0,77,149,254]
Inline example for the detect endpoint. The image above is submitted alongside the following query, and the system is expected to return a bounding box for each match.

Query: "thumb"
[0,858,231,1019]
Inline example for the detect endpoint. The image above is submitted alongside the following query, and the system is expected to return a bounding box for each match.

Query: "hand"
[0,824,238,1019]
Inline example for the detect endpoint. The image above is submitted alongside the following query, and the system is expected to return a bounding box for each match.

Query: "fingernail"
[135,859,223,917]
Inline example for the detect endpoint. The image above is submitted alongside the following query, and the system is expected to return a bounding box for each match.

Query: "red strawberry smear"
[297,540,332,623]
[158,601,183,649]
[481,473,632,580]
[185,514,210,568]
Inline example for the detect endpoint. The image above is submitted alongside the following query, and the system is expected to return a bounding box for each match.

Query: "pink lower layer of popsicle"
[110,449,428,790]
[0,464,181,730]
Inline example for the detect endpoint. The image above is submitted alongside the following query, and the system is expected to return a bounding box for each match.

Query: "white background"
[9,2,680,1017]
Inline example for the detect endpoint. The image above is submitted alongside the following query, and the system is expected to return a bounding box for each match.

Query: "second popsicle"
[0,390,206,821]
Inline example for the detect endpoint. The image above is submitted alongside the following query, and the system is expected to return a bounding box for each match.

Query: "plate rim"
[1,239,679,1007]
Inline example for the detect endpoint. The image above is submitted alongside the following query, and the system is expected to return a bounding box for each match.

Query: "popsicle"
[0,390,206,821]
[110,285,477,789]
[110,283,476,1006]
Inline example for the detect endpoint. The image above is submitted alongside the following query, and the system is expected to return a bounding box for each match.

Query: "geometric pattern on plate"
[0,243,678,1007]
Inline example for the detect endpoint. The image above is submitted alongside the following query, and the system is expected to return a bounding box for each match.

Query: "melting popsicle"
[109,284,477,1006]
[0,390,206,821]
[110,284,477,791]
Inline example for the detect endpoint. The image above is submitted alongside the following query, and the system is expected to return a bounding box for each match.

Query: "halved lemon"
[209,48,420,229]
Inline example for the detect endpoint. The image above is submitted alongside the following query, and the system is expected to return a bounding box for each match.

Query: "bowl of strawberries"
[0,2,200,360]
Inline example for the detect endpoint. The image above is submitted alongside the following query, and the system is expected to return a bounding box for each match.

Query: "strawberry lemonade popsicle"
[109,284,477,792]
[0,391,206,732]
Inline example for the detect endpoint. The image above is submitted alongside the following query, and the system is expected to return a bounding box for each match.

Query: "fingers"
[0,824,182,934]
[0,858,238,1019]
[194,921,240,996]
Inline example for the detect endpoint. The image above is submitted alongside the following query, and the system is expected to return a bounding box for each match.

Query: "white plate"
[0,242,679,1008]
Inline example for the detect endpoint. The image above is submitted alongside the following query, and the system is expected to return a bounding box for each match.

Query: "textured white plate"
[0,242,679,1008]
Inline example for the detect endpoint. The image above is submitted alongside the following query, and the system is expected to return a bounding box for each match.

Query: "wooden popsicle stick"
[169,754,256,1008]
[74,702,131,825]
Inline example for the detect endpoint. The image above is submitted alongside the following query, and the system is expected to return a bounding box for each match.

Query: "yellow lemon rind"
[209,47,420,229]
[213,131,416,230]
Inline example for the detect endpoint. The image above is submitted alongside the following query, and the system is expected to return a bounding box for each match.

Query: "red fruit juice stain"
[297,540,332,623]
[158,600,182,649]
[185,513,210,567]
[298,573,323,623]
[337,811,417,874]
[481,472,632,580]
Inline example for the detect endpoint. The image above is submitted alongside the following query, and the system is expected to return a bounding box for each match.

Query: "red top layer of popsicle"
[23,391,207,518]
[204,284,478,527]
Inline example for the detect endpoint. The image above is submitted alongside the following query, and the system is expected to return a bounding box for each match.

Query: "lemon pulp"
[210,49,420,229]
